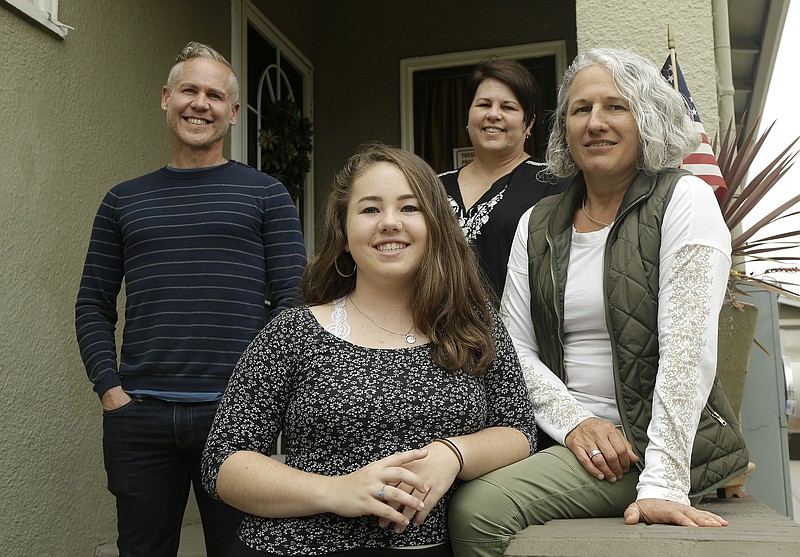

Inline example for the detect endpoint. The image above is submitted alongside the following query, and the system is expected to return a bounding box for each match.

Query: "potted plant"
[258,99,313,201]
[714,116,800,418]
[717,117,800,300]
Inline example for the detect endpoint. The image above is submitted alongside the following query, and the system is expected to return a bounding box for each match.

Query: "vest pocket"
[704,403,728,427]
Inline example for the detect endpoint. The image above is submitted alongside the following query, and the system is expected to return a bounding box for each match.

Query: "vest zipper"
[605,192,648,462]
[545,230,566,368]
[705,403,728,426]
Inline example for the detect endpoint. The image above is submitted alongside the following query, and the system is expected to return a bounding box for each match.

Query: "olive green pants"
[448,445,639,557]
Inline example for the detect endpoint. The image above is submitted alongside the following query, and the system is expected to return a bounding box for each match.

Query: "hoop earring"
[334,256,356,278]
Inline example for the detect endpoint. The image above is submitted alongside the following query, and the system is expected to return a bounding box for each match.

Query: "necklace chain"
[347,296,417,344]
[581,196,613,228]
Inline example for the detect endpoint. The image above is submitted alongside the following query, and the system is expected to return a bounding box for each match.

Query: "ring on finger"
[589,449,603,459]
[626,506,640,515]
[377,484,386,500]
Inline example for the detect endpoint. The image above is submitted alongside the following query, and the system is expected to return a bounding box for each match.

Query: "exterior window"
[2,0,71,38]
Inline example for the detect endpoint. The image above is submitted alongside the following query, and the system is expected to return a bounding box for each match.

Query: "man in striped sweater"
[75,42,306,557]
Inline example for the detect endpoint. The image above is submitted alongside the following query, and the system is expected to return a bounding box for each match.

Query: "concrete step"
[505,496,800,556]
[94,495,800,556]
[95,524,206,557]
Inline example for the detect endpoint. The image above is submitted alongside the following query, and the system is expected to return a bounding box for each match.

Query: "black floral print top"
[202,304,536,555]
[440,158,565,299]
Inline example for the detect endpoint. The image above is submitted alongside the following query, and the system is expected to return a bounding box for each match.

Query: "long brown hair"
[301,143,496,375]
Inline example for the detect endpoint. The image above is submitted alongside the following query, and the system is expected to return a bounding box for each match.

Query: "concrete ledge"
[505,497,800,556]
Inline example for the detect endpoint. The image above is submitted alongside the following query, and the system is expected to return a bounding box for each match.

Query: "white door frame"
[231,0,315,254]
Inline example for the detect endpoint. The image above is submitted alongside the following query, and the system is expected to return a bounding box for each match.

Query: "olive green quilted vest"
[526,168,749,498]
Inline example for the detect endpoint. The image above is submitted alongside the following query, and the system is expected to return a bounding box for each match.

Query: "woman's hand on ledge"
[625,499,728,527]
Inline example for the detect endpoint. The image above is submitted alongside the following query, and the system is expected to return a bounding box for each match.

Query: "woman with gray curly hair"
[448,48,748,557]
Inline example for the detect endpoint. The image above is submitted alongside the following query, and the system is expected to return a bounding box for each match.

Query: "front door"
[231,0,314,252]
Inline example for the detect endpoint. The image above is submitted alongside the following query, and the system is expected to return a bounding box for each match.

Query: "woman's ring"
[589,449,603,458]
[378,485,386,500]
[627,506,641,515]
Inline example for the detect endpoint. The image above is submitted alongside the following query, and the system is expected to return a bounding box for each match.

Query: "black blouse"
[440,158,566,299]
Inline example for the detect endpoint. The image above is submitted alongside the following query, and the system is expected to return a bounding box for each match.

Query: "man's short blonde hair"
[166,41,239,105]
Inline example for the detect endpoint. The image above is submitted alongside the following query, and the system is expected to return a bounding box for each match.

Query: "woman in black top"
[440,59,565,299]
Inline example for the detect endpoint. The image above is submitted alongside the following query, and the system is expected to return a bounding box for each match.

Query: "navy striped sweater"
[76,161,307,397]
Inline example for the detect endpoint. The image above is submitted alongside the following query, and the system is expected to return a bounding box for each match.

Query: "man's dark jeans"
[103,397,242,557]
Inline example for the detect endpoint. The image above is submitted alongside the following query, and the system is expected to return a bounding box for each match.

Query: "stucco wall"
[575,0,720,138]
[0,1,230,555]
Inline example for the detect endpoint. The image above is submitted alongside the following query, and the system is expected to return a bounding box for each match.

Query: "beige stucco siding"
[0,1,229,554]
[576,0,720,138]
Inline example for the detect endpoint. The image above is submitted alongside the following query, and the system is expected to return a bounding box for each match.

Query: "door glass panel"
[245,21,309,226]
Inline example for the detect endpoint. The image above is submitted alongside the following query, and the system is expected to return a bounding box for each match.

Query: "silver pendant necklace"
[582,195,613,228]
[347,296,417,344]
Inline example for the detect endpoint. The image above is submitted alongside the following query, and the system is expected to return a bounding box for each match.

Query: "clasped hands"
[335,440,461,532]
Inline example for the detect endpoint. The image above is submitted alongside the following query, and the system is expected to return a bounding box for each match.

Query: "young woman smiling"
[202,143,536,557]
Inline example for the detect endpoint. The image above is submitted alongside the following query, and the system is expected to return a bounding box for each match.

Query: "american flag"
[660,54,728,197]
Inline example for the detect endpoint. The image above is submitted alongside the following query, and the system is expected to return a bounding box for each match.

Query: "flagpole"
[668,24,682,170]
[668,25,679,92]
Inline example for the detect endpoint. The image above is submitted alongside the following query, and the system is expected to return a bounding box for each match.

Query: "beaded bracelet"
[433,438,464,473]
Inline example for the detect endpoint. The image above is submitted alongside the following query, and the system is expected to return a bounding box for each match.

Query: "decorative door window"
[232,1,314,250]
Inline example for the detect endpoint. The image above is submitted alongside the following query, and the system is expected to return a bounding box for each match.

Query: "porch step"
[504,496,800,556]
[95,524,206,556]
[95,496,799,556]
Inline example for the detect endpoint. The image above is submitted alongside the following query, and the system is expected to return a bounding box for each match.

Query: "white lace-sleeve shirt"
[502,175,731,504]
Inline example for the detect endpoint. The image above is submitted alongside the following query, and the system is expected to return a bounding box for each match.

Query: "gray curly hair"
[546,48,700,177]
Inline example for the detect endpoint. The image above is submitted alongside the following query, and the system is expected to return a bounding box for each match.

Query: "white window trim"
[3,0,72,38]
[399,41,568,152]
